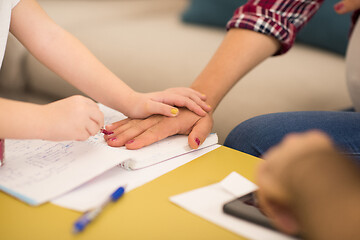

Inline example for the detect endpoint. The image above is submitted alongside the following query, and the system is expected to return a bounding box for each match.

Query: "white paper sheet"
[52,145,220,212]
[170,172,297,240]
[118,133,218,170]
[0,138,121,205]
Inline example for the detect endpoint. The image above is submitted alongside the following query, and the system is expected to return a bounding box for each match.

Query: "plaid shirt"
[227,0,360,55]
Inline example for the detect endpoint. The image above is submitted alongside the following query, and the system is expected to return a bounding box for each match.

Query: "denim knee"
[224,113,296,158]
[224,121,261,157]
[224,115,276,157]
[225,111,360,161]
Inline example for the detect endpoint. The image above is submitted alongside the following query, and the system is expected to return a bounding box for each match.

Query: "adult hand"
[334,0,360,14]
[256,131,335,235]
[40,95,104,141]
[103,108,213,150]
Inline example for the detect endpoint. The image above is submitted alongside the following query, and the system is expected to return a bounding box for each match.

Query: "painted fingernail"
[126,139,135,144]
[195,138,201,146]
[334,2,344,11]
[171,108,179,116]
[110,137,117,141]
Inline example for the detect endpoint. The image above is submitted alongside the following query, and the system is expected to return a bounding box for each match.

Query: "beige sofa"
[0,0,351,144]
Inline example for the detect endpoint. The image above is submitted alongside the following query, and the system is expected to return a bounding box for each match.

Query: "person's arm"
[0,96,104,140]
[104,0,323,149]
[257,131,360,239]
[103,29,279,148]
[191,29,279,110]
[193,0,326,109]
[9,0,210,119]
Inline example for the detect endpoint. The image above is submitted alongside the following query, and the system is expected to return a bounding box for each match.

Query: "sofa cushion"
[182,0,239,28]
[182,0,351,55]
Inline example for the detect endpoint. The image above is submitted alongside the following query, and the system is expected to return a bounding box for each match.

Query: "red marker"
[100,128,114,135]
[0,139,4,167]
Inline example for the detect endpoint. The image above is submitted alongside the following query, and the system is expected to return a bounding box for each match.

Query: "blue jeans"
[224,111,360,162]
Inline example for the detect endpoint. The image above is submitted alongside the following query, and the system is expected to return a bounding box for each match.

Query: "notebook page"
[52,145,220,212]
[0,135,121,205]
[120,133,218,169]
[0,104,125,205]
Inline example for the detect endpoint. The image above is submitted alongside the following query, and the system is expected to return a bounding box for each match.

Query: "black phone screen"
[223,191,277,231]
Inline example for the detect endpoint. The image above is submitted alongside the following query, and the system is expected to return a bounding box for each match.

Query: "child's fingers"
[148,91,210,114]
[169,90,211,112]
[146,101,181,117]
[151,94,207,117]
[188,94,212,112]
[86,119,102,137]
[168,89,210,110]
[74,120,100,141]
[89,108,104,130]
[169,96,209,116]
[166,88,207,101]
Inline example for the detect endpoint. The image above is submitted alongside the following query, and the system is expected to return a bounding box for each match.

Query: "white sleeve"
[11,0,20,9]
[0,0,20,68]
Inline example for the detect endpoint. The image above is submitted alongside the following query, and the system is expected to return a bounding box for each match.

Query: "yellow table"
[0,146,262,240]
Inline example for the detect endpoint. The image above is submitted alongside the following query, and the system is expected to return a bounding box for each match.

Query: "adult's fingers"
[124,117,180,149]
[187,115,213,149]
[257,190,300,235]
[334,0,360,14]
[105,118,131,131]
[106,115,164,147]
[124,108,203,149]
[103,119,131,140]
[104,119,141,141]
[256,164,300,235]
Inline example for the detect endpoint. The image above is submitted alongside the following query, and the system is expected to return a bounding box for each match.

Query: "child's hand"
[124,88,211,119]
[39,95,104,141]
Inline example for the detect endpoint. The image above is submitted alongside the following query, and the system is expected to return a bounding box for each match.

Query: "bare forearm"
[0,98,44,139]
[191,28,280,109]
[10,0,132,112]
[29,28,132,111]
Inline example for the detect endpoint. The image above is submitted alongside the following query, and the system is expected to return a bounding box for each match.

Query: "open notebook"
[0,104,218,206]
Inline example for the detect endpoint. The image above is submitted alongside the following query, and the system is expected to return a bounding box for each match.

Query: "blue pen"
[73,186,125,233]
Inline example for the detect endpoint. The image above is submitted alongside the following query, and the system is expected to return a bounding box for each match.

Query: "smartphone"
[223,191,278,231]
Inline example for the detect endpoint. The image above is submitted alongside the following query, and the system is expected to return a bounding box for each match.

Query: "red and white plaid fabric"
[227,0,359,55]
